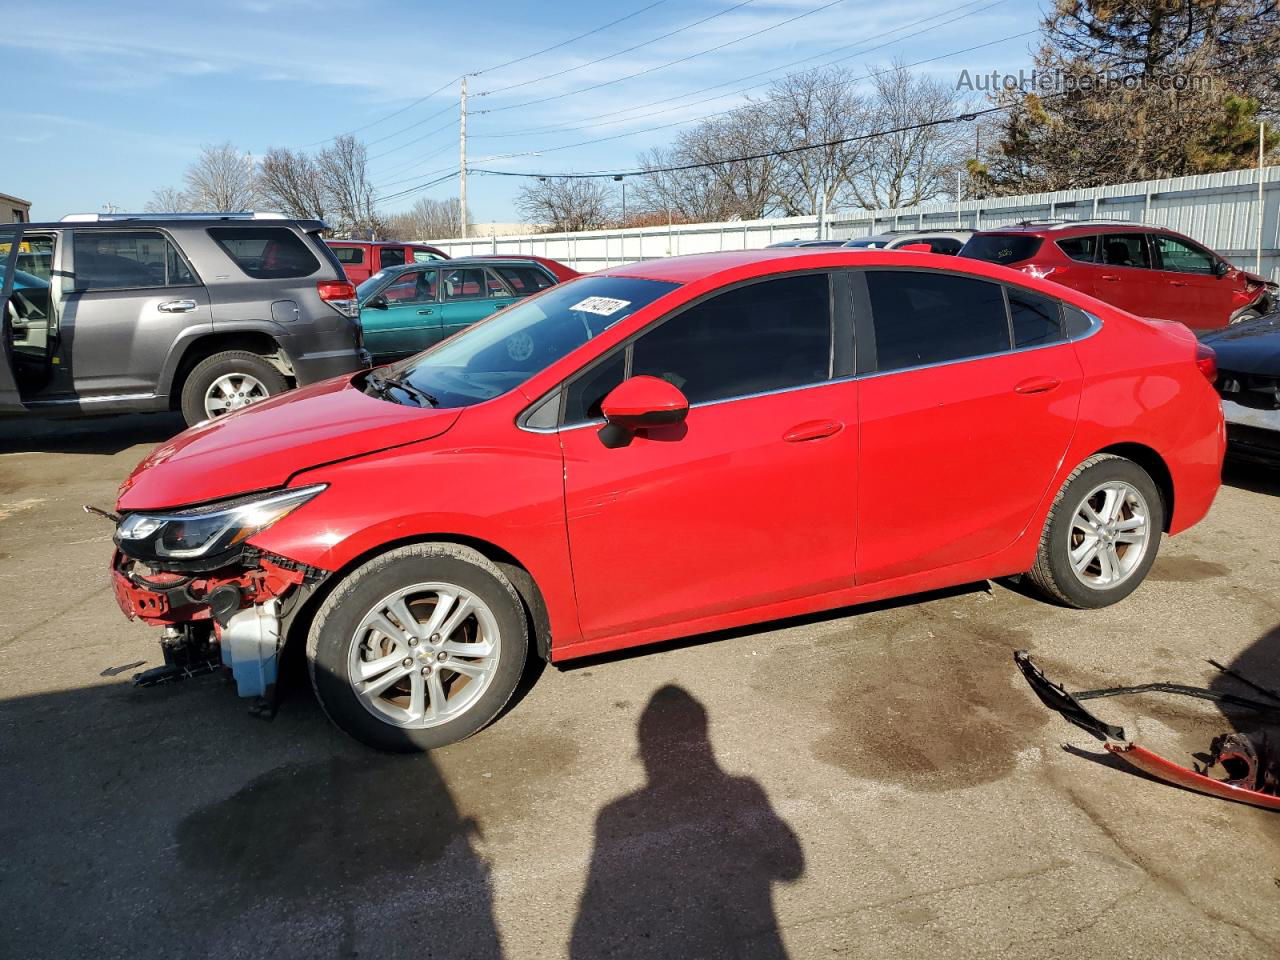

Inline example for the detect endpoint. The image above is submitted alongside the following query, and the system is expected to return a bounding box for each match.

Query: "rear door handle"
[783,419,843,442]
[1100,274,1120,282]
[158,299,197,313]
[417,308,435,315]
[1015,376,1061,395]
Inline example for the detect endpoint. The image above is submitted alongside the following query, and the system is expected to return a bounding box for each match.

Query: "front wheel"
[1027,454,1164,609]
[307,543,529,752]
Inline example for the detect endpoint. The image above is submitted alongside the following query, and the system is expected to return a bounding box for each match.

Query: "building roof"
[0,192,32,207]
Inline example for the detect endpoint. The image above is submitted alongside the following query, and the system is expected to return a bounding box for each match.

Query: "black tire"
[1026,454,1165,609]
[307,543,529,753]
[179,350,288,426]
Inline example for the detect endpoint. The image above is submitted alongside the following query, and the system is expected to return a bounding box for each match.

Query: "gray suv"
[0,212,370,426]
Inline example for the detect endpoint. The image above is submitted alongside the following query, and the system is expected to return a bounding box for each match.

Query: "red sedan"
[109,250,1224,751]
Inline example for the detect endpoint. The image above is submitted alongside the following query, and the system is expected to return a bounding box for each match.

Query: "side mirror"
[367,294,388,309]
[598,376,689,447]
[898,242,932,252]
[1212,259,1230,278]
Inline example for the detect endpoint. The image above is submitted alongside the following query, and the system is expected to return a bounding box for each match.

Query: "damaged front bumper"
[111,548,326,700]
[1014,650,1280,812]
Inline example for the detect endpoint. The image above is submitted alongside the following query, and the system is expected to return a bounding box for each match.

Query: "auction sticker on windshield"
[571,296,631,316]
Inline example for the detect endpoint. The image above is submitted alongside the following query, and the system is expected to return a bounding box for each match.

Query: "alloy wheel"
[204,373,269,418]
[1067,480,1152,589]
[347,582,501,729]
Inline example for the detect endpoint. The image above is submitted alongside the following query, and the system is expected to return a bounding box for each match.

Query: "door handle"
[417,308,434,315]
[158,299,197,313]
[1015,376,1061,395]
[1099,274,1120,282]
[783,419,843,442]
[1170,280,1188,287]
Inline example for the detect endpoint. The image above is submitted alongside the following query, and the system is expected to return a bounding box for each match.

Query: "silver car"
[0,212,369,426]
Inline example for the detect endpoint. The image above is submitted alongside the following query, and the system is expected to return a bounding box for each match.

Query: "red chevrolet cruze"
[109,250,1225,751]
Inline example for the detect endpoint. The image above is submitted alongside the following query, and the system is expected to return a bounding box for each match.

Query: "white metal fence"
[429,166,1280,282]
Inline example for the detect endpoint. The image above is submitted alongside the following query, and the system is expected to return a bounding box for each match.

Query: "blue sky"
[0,0,1040,224]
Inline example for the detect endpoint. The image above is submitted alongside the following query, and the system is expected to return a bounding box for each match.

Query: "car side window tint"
[1063,304,1096,338]
[1152,235,1215,274]
[495,265,554,294]
[927,238,963,255]
[1008,287,1064,348]
[384,269,436,304]
[380,247,406,269]
[563,350,628,424]
[1056,235,1098,262]
[866,271,1010,373]
[208,227,321,279]
[630,274,831,406]
[333,246,364,264]
[484,269,510,297]
[1100,234,1150,268]
[73,230,194,290]
[412,250,443,262]
[442,268,486,301]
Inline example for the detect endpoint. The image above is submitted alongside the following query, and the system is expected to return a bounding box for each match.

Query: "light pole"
[614,174,626,225]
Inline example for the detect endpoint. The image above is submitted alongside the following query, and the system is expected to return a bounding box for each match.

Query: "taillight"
[1195,342,1217,382]
[317,280,358,318]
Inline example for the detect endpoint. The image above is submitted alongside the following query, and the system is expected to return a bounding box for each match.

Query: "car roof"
[973,221,1158,236]
[328,239,440,247]
[596,248,1026,284]
[19,218,325,231]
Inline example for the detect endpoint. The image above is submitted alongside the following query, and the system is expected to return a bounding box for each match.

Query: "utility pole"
[1258,120,1266,275]
[614,175,626,225]
[459,75,468,240]
[957,169,963,228]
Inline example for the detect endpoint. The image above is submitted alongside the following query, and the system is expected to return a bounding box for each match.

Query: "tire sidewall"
[309,549,528,753]
[180,352,287,426]
[1044,458,1164,609]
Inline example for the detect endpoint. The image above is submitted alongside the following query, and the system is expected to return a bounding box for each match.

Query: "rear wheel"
[307,543,529,752]
[179,350,287,426]
[1027,454,1164,609]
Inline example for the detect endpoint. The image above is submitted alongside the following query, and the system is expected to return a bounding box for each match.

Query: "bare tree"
[516,177,615,231]
[317,135,380,238]
[851,61,971,209]
[183,142,258,211]
[257,147,327,220]
[384,197,468,240]
[144,186,193,213]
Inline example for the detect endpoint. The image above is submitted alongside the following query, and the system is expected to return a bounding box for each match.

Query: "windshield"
[356,267,407,301]
[389,275,677,409]
[959,234,1044,265]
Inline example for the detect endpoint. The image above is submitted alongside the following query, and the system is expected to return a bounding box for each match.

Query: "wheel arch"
[284,533,554,663]
[160,329,293,407]
[1094,442,1174,532]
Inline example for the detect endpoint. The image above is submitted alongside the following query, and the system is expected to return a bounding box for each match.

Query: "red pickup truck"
[327,241,447,284]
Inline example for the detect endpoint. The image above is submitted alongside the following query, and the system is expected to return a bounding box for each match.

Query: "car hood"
[117,376,462,510]
[1201,312,1280,376]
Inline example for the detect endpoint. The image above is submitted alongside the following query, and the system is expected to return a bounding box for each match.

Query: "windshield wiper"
[367,372,439,407]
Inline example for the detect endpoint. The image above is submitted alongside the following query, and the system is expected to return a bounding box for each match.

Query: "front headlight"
[116,484,326,563]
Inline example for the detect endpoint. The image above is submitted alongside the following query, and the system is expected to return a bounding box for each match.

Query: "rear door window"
[208,227,321,279]
[958,234,1043,265]
[332,245,365,265]
[442,267,487,301]
[493,265,555,294]
[1007,287,1064,348]
[72,230,197,290]
[1100,234,1150,268]
[379,246,406,270]
[1056,235,1098,262]
[866,271,1010,372]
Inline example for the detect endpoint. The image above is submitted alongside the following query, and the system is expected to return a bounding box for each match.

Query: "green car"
[356,259,562,363]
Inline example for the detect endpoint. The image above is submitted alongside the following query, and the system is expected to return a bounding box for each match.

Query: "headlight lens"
[116,484,326,561]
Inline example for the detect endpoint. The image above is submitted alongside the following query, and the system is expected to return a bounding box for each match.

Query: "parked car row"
[768,230,973,255]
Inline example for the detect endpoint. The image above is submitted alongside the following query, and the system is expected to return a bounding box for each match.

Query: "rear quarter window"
[208,227,321,279]
[959,234,1044,266]
[1056,235,1098,262]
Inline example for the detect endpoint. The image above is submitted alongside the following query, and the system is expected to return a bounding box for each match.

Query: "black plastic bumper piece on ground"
[1013,650,1126,742]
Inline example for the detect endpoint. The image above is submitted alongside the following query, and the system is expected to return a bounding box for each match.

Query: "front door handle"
[1015,376,1061,395]
[158,299,197,313]
[417,308,435,315]
[1170,280,1188,287]
[783,419,843,442]
[1100,274,1120,282]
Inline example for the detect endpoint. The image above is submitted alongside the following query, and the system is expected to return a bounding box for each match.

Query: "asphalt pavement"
[1,411,1278,959]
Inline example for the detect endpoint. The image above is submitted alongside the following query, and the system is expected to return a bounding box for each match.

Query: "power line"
[477,0,757,97]
[367,116,459,162]
[473,0,1005,140]
[476,0,853,116]
[305,77,460,148]
[466,30,1035,169]
[378,171,460,204]
[471,0,673,77]
[470,99,1037,180]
